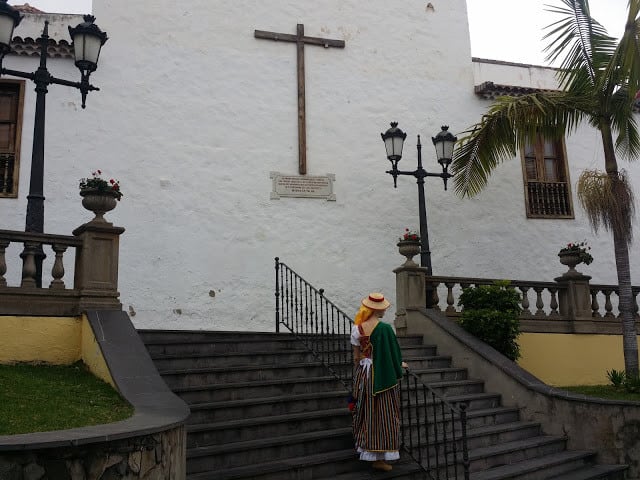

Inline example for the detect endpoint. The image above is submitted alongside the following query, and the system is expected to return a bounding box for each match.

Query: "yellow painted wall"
[0,315,115,388]
[80,315,116,388]
[0,316,81,364]
[518,332,636,386]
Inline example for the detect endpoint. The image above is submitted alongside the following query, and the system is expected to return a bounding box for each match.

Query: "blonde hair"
[354,305,375,325]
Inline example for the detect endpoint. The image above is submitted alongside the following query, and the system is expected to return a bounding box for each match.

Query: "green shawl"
[370,321,404,395]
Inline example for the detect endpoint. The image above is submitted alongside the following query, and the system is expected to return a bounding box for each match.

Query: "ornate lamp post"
[0,1,107,286]
[381,122,456,306]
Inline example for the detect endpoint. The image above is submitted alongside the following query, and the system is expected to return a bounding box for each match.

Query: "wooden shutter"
[0,80,24,197]
[521,135,573,218]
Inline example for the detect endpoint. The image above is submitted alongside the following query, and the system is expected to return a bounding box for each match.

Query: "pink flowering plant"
[559,241,593,265]
[399,228,420,242]
[79,170,123,200]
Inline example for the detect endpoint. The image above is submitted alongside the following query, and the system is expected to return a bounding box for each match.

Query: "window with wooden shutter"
[521,135,574,218]
[0,80,24,198]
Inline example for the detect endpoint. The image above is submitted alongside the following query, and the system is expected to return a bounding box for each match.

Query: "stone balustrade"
[0,220,125,315]
[0,229,82,289]
[395,248,640,335]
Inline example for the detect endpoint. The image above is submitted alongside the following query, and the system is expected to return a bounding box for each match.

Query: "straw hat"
[362,293,391,310]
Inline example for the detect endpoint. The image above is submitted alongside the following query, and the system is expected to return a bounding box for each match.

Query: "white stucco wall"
[1,2,639,331]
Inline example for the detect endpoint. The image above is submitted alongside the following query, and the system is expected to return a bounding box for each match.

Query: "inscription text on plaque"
[270,172,336,201]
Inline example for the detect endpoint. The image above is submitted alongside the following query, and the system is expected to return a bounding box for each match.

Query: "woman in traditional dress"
[350,292,407,472]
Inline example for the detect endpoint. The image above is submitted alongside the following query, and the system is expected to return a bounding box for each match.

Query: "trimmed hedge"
[457,281,522,361]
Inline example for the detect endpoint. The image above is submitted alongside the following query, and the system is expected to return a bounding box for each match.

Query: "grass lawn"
[0,362,134,435]
[559,385,640,402]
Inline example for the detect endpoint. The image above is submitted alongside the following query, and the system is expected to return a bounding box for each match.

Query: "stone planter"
[80,189,119,223]
[558,251,582,277]
[398,240,421,266]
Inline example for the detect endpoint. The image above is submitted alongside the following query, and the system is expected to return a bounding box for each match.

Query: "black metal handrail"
[400,370,470,479]
[275,257,470,479]
[275,257,354,389]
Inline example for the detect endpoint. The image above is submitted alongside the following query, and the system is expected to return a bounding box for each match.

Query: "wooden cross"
[255,24,345,175]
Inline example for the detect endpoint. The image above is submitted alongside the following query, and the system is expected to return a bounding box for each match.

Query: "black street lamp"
[381,122,456,305]
[0,1,107,286]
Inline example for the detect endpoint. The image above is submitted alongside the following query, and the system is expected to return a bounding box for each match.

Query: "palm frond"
[577,169,635,245]
[452,113,516,198]
[543,0,617,88]
[451,92,589,197]
[604,0,640,105]
[610,86,640,160]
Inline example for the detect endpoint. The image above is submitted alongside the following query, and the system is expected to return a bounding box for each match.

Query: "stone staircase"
[139,330,627,480]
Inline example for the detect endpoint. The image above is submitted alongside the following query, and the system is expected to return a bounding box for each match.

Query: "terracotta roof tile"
[474,81,556,100]
[11,36,73,59]
[12,3,45,14]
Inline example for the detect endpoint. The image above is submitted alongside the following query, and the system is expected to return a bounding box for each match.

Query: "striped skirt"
[352,360,401,461]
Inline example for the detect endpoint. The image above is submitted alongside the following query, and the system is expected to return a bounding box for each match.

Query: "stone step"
[472,450,603,480]
[403,421,542,462]
[408,366,468,383]
[467,421,541,448]
[396,335,426,346]
[161,362,348,388]
[144,337,305,356]
[186,407,351,448]
[139,329,300,344]
[186,427,353,473]
[429,392,502,411]
[173,376,344,403]
[315,456,427,480]
[401,345,443,359]
[400,354,453,369]
[546,464,629,480]
[464,406,520,430]
[468,435,568,472]
[399,406,522,447]
[186,390,348,423]
[185,449,372,480]
[401,436,571,479]
[150,349,319,370]
[401,378,485,399]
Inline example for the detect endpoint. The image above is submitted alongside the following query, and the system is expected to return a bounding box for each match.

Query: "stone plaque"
[270,172,336,201]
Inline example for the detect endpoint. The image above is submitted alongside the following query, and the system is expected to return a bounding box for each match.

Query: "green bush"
[607,369,640,393]
[606,368,625,388]
[457,281,522,361]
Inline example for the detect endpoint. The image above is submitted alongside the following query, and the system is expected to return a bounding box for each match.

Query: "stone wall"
[0,426,185,480]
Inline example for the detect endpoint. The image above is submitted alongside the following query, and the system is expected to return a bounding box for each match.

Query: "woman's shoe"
[372,460,393,471]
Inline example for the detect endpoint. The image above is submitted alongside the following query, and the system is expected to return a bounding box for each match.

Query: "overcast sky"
[14,0,633,66]
[467,0,629,65]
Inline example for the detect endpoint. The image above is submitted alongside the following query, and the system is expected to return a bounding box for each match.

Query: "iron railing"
[275,257,470,479]
[0,153,15,195]
[401,371,470,479]
[275,257,354,389]
[526,180,572,217]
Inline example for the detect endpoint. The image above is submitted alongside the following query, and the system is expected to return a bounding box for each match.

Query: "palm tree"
[452,0,640,375]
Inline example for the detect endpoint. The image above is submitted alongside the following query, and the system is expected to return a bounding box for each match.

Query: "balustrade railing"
[426,276,562,319]
[425,275,640,321]
[0,222,123,315]
[0,229,81,289]
[590,284,640,319]
[275,257,470,479]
